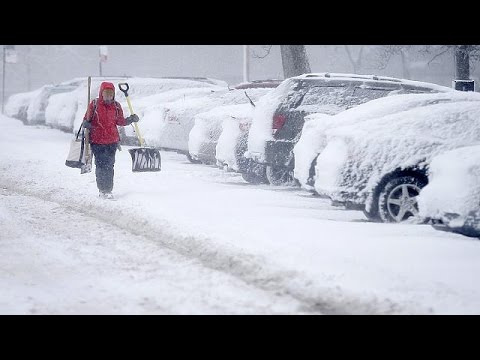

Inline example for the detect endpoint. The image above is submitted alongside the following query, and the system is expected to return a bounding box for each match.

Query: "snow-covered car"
[418,145,480,238]
[313,94,480,223]
[120,87,226,146]
[26,81,81,125]
[294,90,478,193]
[45,76,226,134]
[244,73,452,186]
[141,87,276,163]
[215,105,255,175]
[45,76,130,132]
[5,87,43,122]
[188,81,281,165]
[189,103,254,165]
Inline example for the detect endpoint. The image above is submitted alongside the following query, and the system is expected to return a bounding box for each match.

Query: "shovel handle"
[118,83,135,115]
[118,82,144,147]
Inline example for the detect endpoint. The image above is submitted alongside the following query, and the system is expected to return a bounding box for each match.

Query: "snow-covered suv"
[244,73,451,186]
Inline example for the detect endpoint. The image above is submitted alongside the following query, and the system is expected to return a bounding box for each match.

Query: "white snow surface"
[215,105,254,170]
[294,91,480,189]
[5,87,43,119]
[145,88,271,153]
[2,114,480,314]
[121,87,222,141]
[246,74,453,163]
[314,100,480,208]
[41,77,226,134]
[418,145,480,223]
[189,103,254,159]
[246,79,296,161]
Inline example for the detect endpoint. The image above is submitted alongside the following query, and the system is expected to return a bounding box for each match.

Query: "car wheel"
[241,171,267,184]
[266,165,296,186]
[378,174,427,223]
[186,153,202,164]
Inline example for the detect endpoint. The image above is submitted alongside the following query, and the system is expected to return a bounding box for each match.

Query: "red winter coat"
[83,82,127,145]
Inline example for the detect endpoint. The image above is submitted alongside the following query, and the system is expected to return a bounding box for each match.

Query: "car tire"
[378,174,427,223]
[266,165,296,186]
[186,153,202,164]
[241,171,267,184]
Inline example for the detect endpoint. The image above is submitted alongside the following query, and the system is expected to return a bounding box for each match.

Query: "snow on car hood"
[418,145,480,223]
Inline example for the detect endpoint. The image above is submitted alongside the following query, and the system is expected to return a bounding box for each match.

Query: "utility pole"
[243,45,249,83]
[99,46,108,77]
[26,45,31,91]
[2,45,5,114]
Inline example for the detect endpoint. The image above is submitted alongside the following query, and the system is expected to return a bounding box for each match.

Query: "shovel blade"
[129,148,161,172]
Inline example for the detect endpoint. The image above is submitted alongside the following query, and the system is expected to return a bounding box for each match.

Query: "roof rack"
[300,73,405,83]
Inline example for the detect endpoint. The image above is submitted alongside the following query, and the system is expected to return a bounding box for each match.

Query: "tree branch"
[252,45,273,59]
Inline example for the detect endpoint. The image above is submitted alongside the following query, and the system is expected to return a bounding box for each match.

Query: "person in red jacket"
[82,81,139,199]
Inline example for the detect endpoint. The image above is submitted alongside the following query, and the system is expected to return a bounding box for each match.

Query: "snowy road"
[0,188,306,314]
[1,115,480,314]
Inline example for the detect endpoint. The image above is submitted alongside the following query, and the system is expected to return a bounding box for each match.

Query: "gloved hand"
[82,120,92,129]
[126,114,140,125]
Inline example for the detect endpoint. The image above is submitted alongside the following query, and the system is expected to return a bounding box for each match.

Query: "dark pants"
[91,143,117,193]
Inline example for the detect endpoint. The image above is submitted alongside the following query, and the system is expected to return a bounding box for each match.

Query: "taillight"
[272,114,286,135]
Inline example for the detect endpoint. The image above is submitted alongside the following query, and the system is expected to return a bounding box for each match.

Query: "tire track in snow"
[0,173,421,315]
[0,187,307,314]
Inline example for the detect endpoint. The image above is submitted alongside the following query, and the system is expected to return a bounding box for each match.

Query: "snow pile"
[5,88,43,119]
[418,145,480,224]
[25,86,54,124]
[293,113,333,189]
[314,101,480,208]
[294,91,480,189]
[145,88,272,153]
[294,72,454,93]
[314,137,349,194]
[42,77,225,134]
[45,91,79,131]
[114,77,226,103]
[189,103,253,160]
[215,105,255,170]
[121,87,219,140]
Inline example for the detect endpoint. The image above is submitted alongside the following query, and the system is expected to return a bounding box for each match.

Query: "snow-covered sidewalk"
[1,115,480,314]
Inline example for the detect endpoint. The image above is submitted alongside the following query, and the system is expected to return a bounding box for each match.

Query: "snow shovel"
[81,76,93,174]
[118,83,161,172]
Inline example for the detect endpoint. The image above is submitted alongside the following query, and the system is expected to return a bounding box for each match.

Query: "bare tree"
[252,45,273,59]
[368,45,413,78]
[344,45,365,73]
[280,45,311,78]
[421,45,480,80]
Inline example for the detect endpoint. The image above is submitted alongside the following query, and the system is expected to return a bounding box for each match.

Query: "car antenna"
[244,91,255,107]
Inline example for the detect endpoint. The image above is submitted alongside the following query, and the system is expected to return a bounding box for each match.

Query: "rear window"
[348,87,392,107]
[296,85,353,113]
